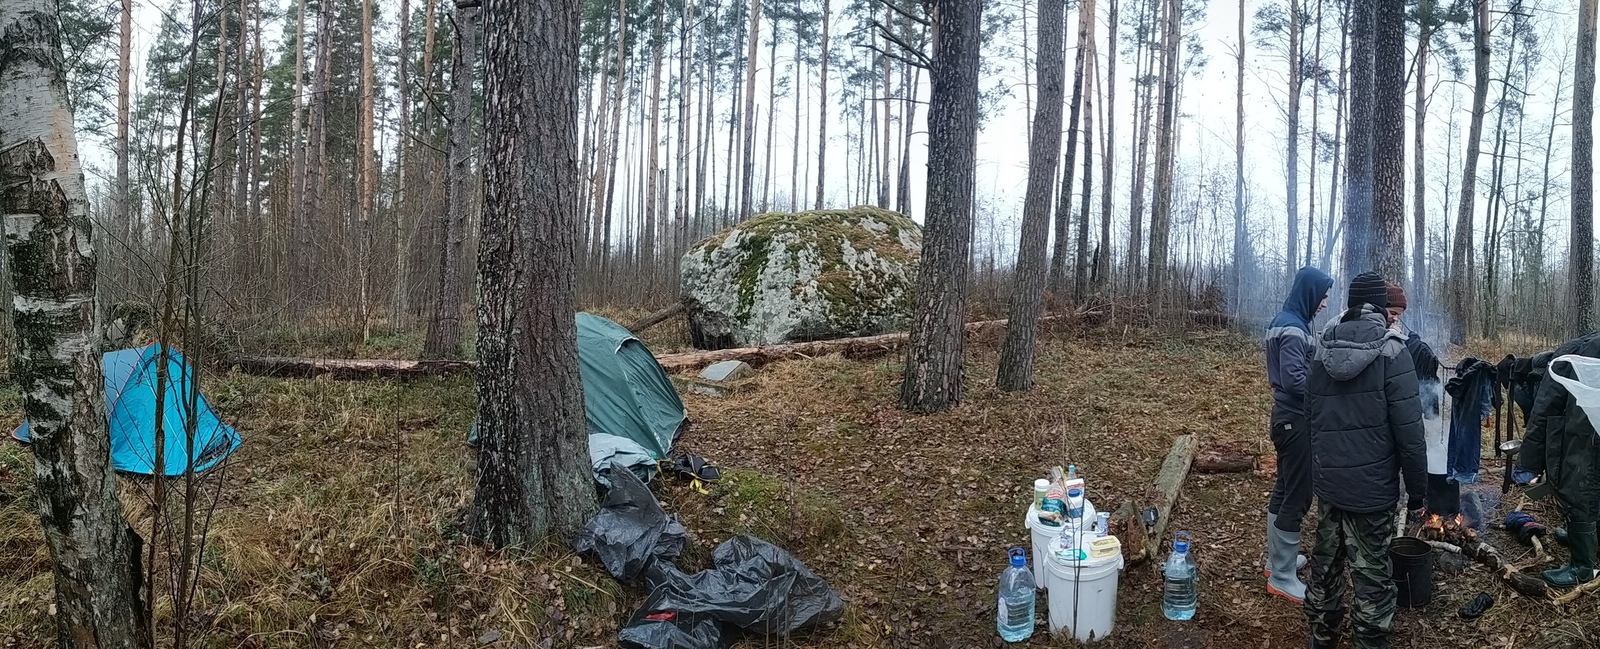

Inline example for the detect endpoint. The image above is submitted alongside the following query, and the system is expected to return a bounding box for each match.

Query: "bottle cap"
[1067,487,1083,497]
[1174,539,1190,553]
[1034,478,1050,490]
[1009,547,1027,567]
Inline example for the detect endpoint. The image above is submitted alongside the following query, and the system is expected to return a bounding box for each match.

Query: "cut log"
[1193,446,1258,474]
[653,313,1078,374]
[1553,571,1600,605]
[225,312,1085,380]
[1134,434,1198,564]
[626,304,684,333]
[226,356,476,379]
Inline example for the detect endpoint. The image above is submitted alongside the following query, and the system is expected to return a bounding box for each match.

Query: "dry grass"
[2,325,1599,648]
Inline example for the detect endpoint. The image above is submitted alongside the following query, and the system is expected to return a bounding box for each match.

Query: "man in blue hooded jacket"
[1263,266,1333,602]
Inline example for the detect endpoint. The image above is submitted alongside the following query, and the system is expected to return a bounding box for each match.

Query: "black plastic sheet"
[641,536,845,636]
[574,463,688,584]
[578,464,844,649]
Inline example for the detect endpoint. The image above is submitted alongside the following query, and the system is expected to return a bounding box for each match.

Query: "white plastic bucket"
[1550,355,1600,430]
[1026,501,1099,588]
[1044,544,1124,642]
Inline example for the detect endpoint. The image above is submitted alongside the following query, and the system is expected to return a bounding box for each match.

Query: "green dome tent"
[471,313,688,482]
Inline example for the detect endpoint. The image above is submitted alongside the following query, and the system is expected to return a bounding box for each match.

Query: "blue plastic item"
[11,344,240,476]
[1162,531,1198,620]
[997,547,1036,642]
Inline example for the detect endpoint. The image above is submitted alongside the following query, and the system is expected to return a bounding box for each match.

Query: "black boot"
[1544,521,1597,587]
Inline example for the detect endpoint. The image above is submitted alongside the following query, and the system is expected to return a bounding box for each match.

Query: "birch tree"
[0,0,149,644]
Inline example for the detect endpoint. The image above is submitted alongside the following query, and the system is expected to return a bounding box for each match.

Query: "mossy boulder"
[680,206,922,350]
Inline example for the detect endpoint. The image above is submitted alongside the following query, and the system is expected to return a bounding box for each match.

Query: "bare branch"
[863,43,929,70]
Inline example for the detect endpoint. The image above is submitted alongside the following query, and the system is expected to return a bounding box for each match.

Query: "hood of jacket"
[1317,304,1401,381]
[1269,266,1334,332]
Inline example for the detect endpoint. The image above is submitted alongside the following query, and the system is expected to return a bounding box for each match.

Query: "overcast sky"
[85,0,1584,278]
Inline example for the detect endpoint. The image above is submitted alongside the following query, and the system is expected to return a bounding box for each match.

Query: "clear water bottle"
[997,547,1036,642]
[1162,531,1198,620]
[1067,464,1078,480]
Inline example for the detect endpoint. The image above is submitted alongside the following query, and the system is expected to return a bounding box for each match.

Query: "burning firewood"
[1420,515,1551,600]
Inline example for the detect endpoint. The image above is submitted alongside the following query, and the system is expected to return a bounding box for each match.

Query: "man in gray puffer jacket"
[1302,271,1427,649]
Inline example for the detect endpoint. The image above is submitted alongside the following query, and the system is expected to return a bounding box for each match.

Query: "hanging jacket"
[1406,331,1447,475]
[1445,358,1497,484]
[1305,304,1428,513]
[1266,266,1334,419]
[1518,333,1600,516]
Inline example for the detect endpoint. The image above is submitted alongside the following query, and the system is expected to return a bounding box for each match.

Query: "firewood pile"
[1419,513,1551,600]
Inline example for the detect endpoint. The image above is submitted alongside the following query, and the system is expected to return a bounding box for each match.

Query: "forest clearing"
[1,317,1595,648]
[4,0,1600,644]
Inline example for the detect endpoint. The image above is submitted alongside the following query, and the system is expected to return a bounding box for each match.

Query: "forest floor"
[1,318,1598,648]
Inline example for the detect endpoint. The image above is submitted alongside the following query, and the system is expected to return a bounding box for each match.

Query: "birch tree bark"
[0,0,149,644]
[471,0,596,546]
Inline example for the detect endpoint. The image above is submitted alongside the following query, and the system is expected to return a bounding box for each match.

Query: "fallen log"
[1134,434,1198,564]
[626,304,684,333]
[1193,446,1257,474]
[655,313,1083,374]
[225,312,1084,380]
[225,356,476,379]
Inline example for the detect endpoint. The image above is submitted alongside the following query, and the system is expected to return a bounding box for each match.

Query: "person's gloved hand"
[1407,497,1427,523]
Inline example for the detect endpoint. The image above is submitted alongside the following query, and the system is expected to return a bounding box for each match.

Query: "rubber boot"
[1267,517,1307,601]
[1263,513,1307,577]
[1544,521,1598,587]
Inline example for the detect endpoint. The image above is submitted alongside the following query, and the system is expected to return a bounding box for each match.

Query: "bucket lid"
[1046,539,1125,575]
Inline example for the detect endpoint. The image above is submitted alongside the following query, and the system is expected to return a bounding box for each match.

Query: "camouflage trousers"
[1303,503,1397,649]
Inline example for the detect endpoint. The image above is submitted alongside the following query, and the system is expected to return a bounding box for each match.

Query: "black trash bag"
[641,535,845,636]
[574,462,688,584]
[618,589,736,649]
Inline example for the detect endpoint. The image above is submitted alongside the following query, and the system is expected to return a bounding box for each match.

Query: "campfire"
[1420,513,1476,543]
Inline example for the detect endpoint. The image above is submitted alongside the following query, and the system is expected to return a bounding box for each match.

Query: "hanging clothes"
[1445,358,1498,484]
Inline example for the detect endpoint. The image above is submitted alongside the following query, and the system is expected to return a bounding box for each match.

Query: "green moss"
[690,206,921,333]
[717,468,846,548]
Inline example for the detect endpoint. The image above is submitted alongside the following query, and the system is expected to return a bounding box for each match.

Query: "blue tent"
[11,344,241,476]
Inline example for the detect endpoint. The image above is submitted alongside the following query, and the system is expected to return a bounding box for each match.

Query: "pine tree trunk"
[392,0,413,325]
[1145,0,1181,298]
[1572,0,1596,336]
[879,16,893,210]
[1285,0,1301,277]
[901,0,982,413]
[814,0,831,209]
[302,0,333,307]
[116,0,132,289]
[471,0,596,547]
[1096,0,1117,289]
[1342,0,1375,276]
[792,32,804,211]
[358,0,377,340]
[1373,0,1405,280]
[997,0,1066,392]
[1447,0,1490,343]
[423,2,478,359]
[1411,13,1430,305]
[764,23,779,213]
[289,0,308,311]
[1320,0,1350,268]
[1127,0,1160,290]
[738,0,761,219]
[1234,0,1246,311]
[1051,0,1093,292]
[1073,36,1096,300]
[643,1,665,279]
[677,0,698,263]
[0,1,149,643]
[1307,0,1322,267]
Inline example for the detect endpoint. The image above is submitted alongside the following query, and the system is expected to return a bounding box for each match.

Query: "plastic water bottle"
[997,547,1036,642]
[1067,464,1078,480]
[1162,531,1198,620]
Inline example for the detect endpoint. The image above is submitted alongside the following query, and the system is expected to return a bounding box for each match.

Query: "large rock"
[681,206,922,350]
